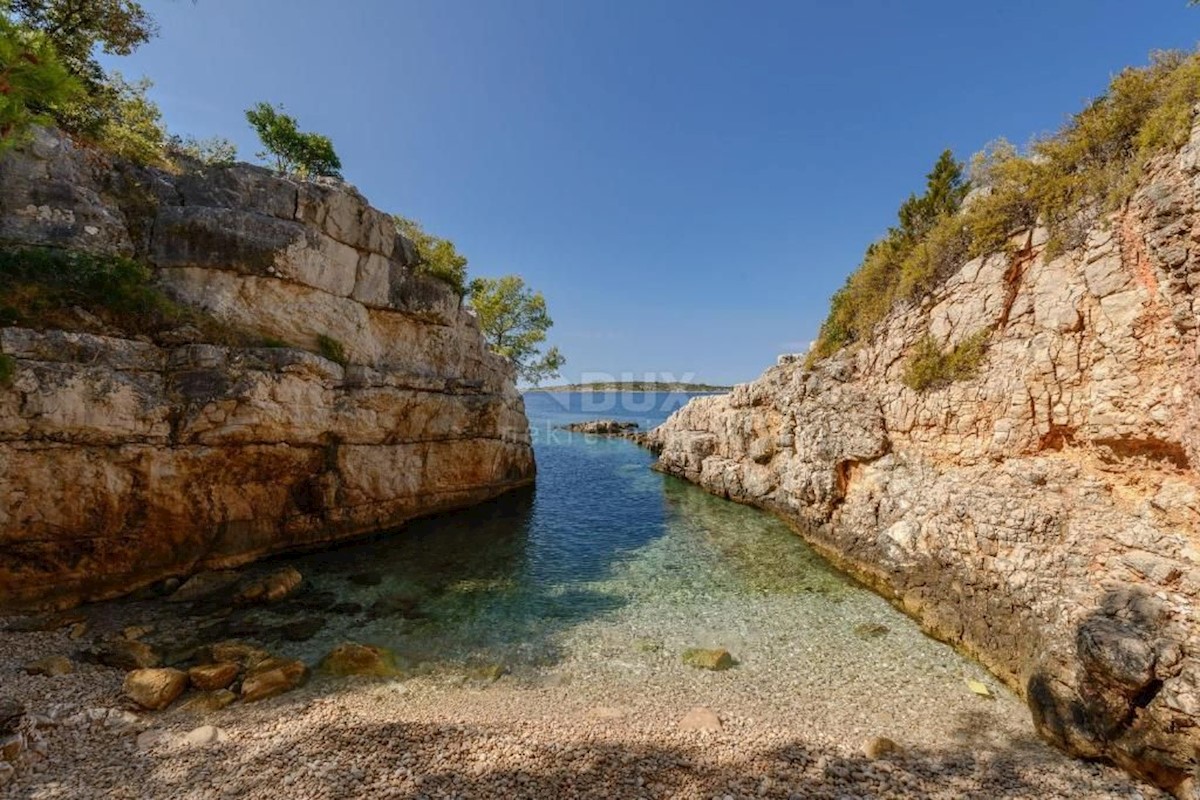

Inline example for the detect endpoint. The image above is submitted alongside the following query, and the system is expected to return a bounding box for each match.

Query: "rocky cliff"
[651,119,1200,792]
[0,129,535,611]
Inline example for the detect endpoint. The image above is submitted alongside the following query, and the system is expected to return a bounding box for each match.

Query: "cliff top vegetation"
[809,49,1200,364]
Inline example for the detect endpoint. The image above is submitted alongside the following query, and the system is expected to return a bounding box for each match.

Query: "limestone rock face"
[652,116,1200,794]
[0,129,534,610]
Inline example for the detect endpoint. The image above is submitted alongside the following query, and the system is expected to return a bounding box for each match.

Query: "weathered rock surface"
[651,115,1200,794]
[319,642,398,678]
[123,668,188,711]
[560,419,640,434]
[188,662,238,692]
[681,648,735,671]
[0,128,535,610]
[240,658,307,703]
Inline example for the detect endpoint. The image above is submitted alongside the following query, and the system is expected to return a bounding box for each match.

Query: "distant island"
[534,381,732,393]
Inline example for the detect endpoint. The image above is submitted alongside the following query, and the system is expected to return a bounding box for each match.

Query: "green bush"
[0,354,14,387]
[811,49,1200,363]
[245,102,342,179]
[0,14,83,153]
[0,246,250,345]
[393,215,469,295]
[902,330,990,391]
[316,334,348,366]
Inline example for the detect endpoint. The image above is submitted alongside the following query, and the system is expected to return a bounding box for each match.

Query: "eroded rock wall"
[0,130,534,610]
[652,119,1200,793]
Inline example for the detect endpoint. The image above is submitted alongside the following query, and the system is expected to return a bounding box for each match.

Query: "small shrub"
[167,134,238,167]
[393,215,469,295]
[245,102,341,178]
[0,246,253,346]
[0,354,14,387]
[260,336,289,348]
[316,334,348,366]
[902,330,990,392]
[93,72,168,166]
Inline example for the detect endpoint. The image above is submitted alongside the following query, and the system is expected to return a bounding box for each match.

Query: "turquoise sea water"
[271,391,863,670]
[72,391,999,705]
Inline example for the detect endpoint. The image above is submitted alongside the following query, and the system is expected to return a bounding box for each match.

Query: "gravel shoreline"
[0,620,1165,800]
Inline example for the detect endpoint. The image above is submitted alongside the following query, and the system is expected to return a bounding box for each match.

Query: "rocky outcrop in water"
[651,117,1200,794]
[0,129,534,611]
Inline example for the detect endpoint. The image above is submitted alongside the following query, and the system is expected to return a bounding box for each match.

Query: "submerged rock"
[234,568,303,606]
[853,623,891,639]
[681,648,734,671]
[168,571,241,604]
[320,643,399,678]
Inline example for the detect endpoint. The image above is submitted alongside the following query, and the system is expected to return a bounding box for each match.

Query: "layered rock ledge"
[0,130,534,611]
[650,120,1200,793]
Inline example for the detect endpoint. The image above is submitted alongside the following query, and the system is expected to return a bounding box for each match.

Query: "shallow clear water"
[76,392,998,701]
[260,391,869,670]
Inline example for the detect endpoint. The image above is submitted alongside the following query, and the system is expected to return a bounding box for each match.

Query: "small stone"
[0,734,24,762]
[168,571,241,604]
[965,678,993,698]
[24,656,73,677]
[240,659,307,703]
[68,622,89,640]
[183,725,229,747]
[681,648,735,671]
[7,612,86,633]
[278,616,325,642]
[679,707,722,731]
[863,736,901,759]
[123,668,188,711]
[0,700,20,736]
[179,690,237,714]
[121,625,154,641]
[320,643,398,678]
[85,639,161,671]
[188,662,239,692]
[136,729,170,751]
[0,762,13,786]
[234,567,302,605]
[853,623,891,639]
[207,641,270,669]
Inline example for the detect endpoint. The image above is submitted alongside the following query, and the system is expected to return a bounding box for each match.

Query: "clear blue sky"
[104,0,1199,385]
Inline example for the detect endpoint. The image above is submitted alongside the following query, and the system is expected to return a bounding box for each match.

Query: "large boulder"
[123,668,188,711]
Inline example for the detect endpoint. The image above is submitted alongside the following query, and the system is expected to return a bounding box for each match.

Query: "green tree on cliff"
[0,12,82,151]
[245,102,342,179]
[3,0,156,87]
[468,275,565,385]
[393,215,469,294]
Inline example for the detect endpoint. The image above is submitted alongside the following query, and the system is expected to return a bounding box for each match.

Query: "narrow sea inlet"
[3,392,1155,798]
